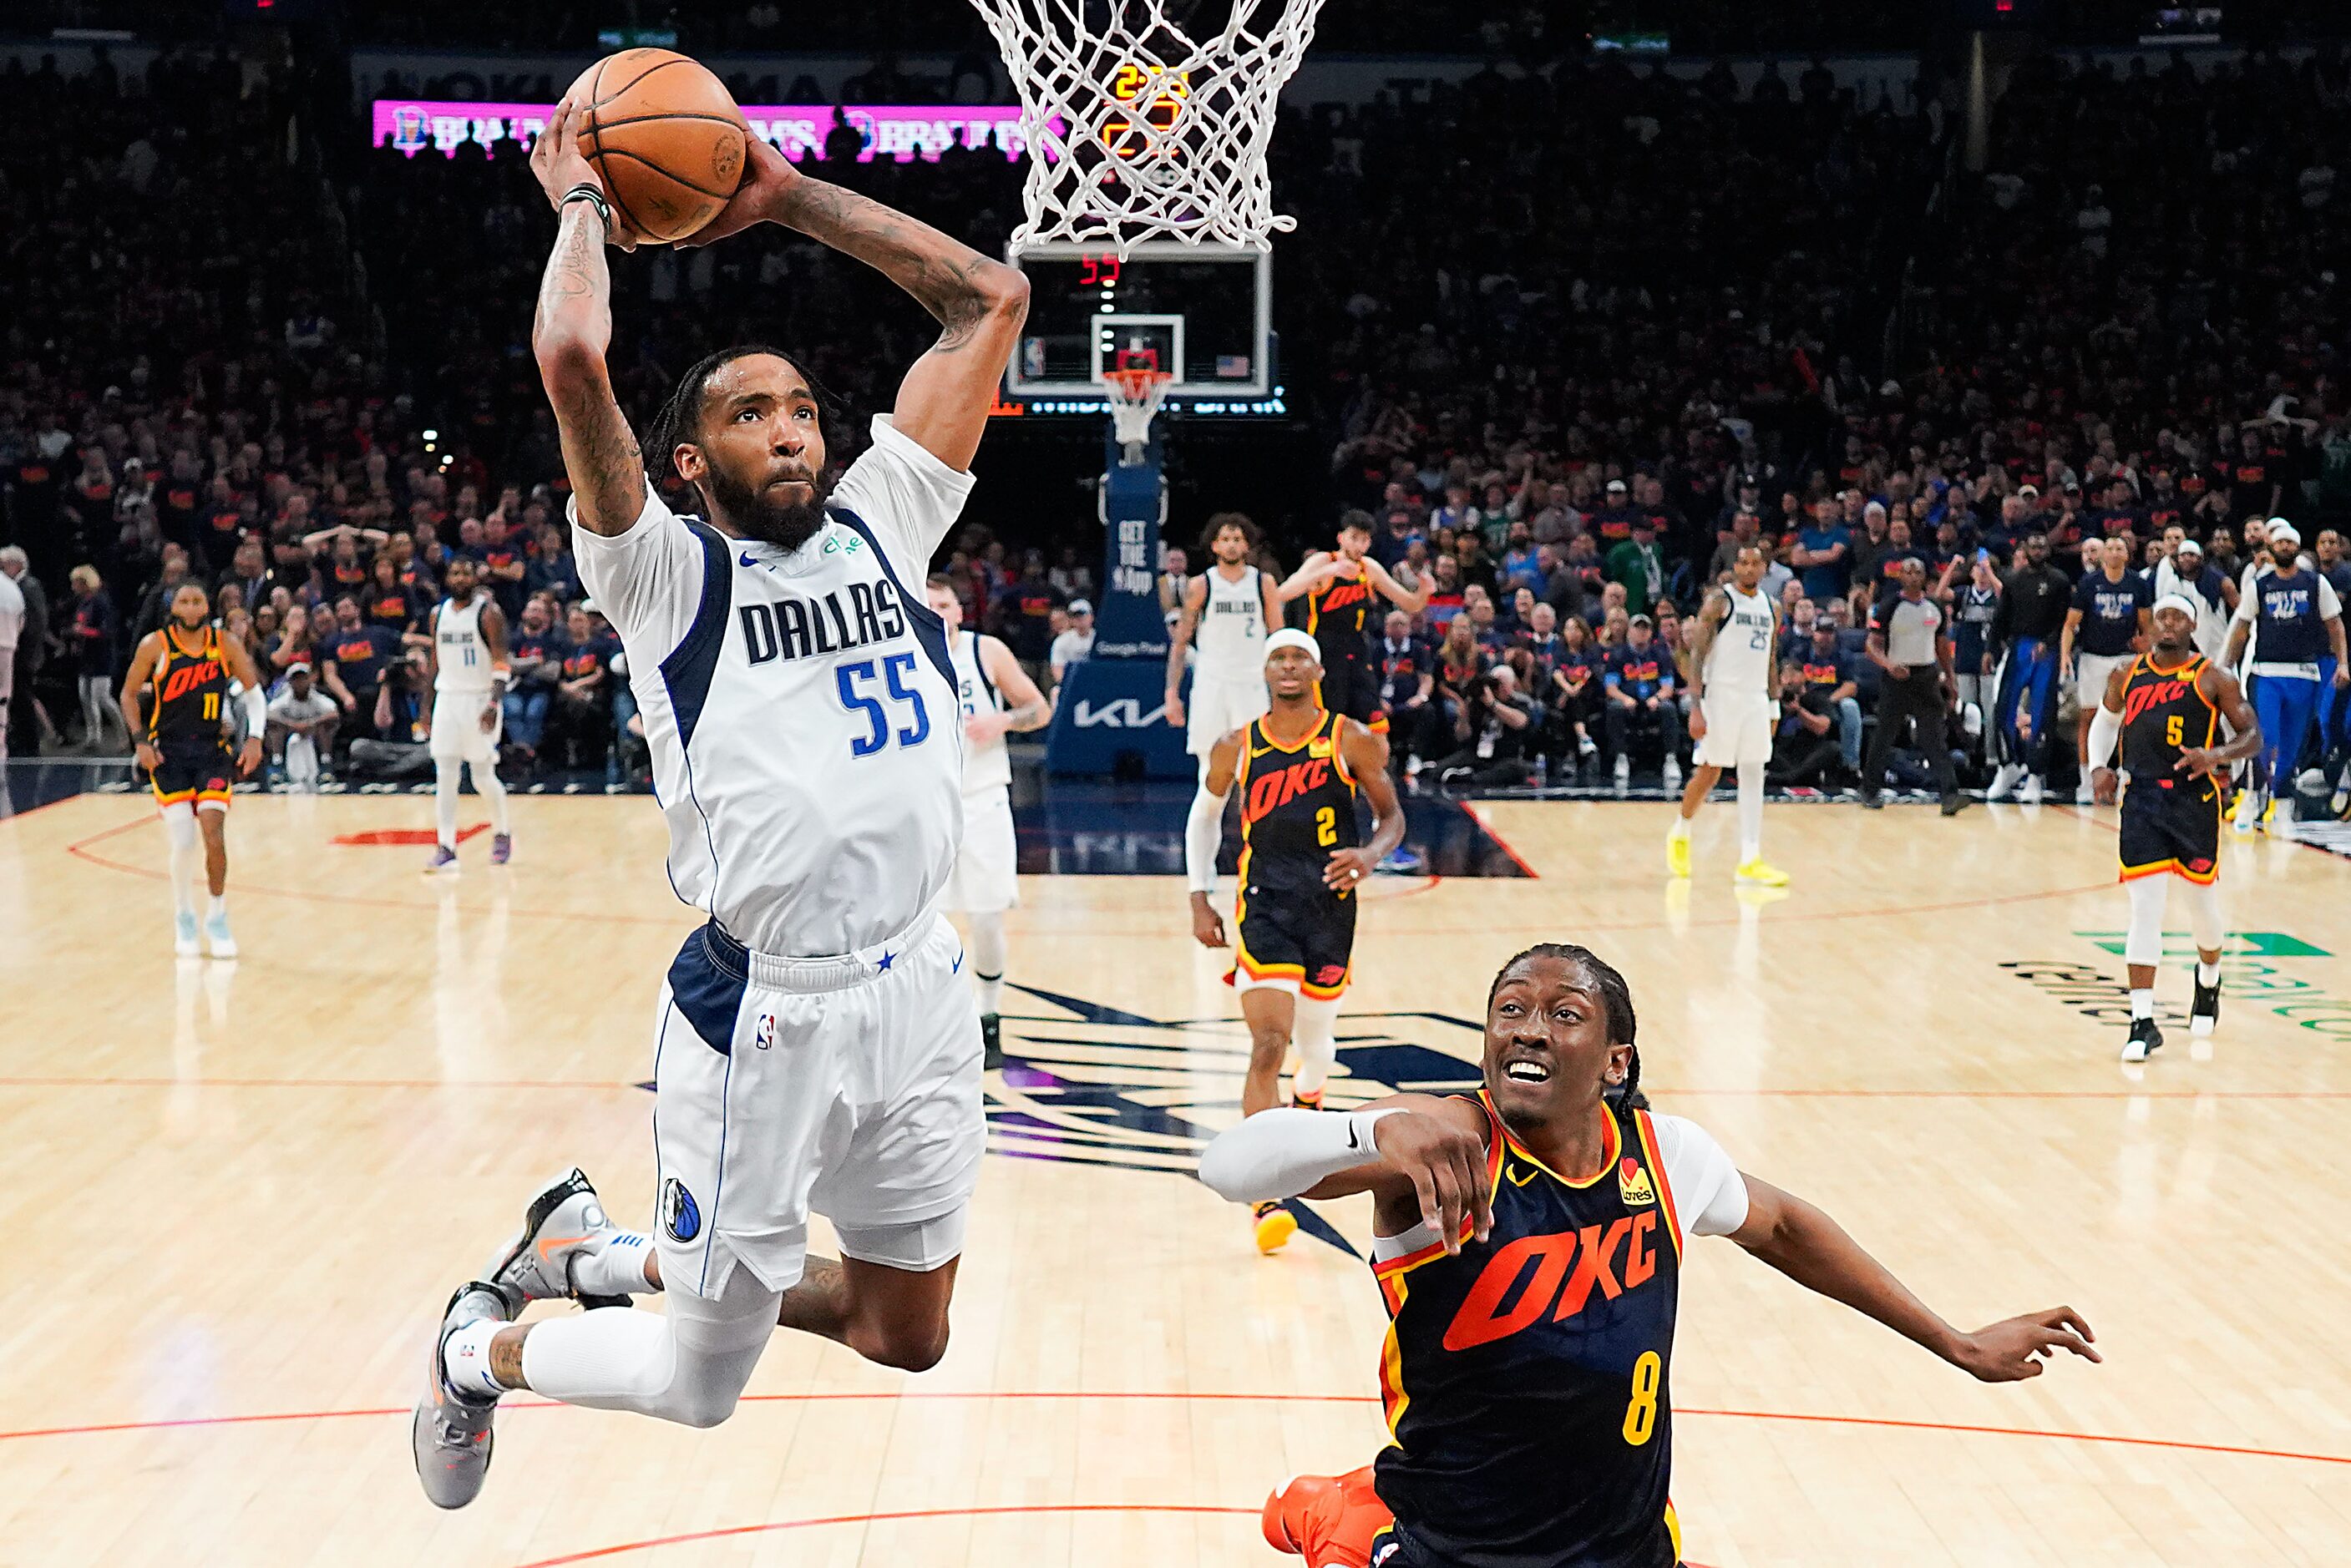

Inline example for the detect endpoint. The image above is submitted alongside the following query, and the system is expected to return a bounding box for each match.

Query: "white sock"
[968,911,1007,1015]
[570,1231,658,1297]
[1668,817,1690,842]
[2130,989,2155,1020]
[1292,994,1341,1098]
[164,803,199,915]
[206,893,227,921]
[1736,769,1765,862]
[442,1318,509,1399]
[2196,960,2221,987]
[474,761,509,835]
[435,760,463,850]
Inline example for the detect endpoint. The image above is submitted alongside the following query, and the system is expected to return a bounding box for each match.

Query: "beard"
[703,459,833,553]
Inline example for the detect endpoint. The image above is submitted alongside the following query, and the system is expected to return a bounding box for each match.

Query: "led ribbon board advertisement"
[372,100,1047,163]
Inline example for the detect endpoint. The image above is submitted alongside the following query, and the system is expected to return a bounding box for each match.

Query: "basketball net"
[1103,365,1173,462]
[966,0,1327,252]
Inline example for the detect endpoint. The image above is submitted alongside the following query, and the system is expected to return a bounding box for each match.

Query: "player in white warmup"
[422,554,514,871]
[412,96,1029,1507]
[1165,512,1281,773]
[1668,544,1786,886]
[926,573,1049,1068]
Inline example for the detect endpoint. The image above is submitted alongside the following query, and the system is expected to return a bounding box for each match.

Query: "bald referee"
[1861,558,1966,815]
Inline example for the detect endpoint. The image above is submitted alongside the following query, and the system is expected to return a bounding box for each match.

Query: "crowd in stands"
[4,36,2350,806]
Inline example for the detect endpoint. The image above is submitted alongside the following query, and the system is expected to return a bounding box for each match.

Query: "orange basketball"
[562,49,747,245]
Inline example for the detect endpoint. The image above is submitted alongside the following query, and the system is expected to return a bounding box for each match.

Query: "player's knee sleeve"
[2186,879,2225,952]
[2124,874,2169,967]
[967,911,1006,979]
[1292,994,1340,1095]
[524,1269,778,1429]
[834,1207,970,1275]
[160,800,199,851]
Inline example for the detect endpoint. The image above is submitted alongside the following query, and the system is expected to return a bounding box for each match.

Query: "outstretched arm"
[1730,1174,2100,1382]
[684,135,1026,472]
[528,103,646,537]
[1198,1092,1494,1254]
[1366,557,1431,616]
[1276,552,1342,604]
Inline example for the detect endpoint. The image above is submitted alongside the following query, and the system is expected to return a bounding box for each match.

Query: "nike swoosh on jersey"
[739,551,759,567]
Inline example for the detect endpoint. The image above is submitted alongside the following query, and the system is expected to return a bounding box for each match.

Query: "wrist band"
[560,184,612,230]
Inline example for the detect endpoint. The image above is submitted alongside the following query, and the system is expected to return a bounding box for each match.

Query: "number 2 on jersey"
[837,653,931,757]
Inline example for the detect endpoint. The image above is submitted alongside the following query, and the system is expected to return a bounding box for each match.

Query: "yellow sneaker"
[1253,1201,1298,1254]
[1666,832,1691,878]
[1734,857,1789,888]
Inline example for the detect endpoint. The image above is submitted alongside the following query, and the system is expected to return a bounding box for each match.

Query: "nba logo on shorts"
[752,1011,776,1050]
[660,1177,702,1243]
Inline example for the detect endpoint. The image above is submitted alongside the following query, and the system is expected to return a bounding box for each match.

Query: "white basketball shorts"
[2077,652,2133,711]
[428,689,501,764]
[945,786,1017,913]
[1188,673,1271,757]
[651,912,985,1301]
[1695,691,1774,768]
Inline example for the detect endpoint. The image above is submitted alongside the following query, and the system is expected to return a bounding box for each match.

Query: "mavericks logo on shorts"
[660,1177,702,1243]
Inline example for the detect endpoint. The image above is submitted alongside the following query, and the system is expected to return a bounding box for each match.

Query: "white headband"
[1264,629,1322,663]
[2152,593,2201,620]
[2267,521,2301,547]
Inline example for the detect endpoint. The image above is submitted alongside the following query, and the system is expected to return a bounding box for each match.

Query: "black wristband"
[560,184,611,230]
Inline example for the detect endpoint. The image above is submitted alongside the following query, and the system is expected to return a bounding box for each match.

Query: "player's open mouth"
[1503,1060,1549,1084]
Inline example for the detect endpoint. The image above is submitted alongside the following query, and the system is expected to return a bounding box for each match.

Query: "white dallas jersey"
[947,628,1012,797]
[1194,564,1267,682]
[576,415,975,958]
[1705,584,1775,699]
[433,594,495,692]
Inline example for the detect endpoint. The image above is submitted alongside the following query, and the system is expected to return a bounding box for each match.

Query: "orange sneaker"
[1252,1200,1298,1254]
[1262,1468,1391,1568]
[1264,1473,1336,1553]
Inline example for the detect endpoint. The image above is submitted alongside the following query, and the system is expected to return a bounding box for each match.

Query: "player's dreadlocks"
[1487,943,1646,1112]
[639,343,848,508]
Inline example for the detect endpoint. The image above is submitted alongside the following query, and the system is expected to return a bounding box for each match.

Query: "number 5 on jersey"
[837,651,931,756]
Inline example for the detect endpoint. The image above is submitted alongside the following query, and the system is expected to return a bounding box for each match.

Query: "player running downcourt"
[118,582,266,957]
[1203,943,2100,1568]
[1187,629,1405,1252]
[927,573,1050,1068]
[1167,511,1283,775]
[2089,595,2262,1062]
[1667,544,1785,886]
[412,95,1028,1506]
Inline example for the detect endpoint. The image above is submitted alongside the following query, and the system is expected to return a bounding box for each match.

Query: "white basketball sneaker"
[1987,762,2025,802]
[411,1282,509,1510]
[484,1167,633,1312]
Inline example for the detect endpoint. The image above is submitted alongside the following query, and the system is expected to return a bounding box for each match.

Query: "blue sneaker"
[174,911,200,959]
[202,908,237,960]
[424,844,460,875]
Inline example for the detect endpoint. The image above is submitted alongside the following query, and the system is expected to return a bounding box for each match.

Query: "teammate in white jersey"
[413,97,1030,1509]
[926,573,1049,1068]
[422,554,513,871]
[1164,512,1281,772]
[1668,545,1786,886]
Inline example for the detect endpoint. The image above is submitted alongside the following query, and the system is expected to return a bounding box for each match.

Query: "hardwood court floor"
[3,789,2349,1567]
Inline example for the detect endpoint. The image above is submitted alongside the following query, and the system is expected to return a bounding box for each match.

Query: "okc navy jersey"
[1372,1093,1683,1568]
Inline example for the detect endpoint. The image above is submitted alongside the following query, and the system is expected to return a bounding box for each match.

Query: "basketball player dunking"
[422,554,514,873]
[1166,511,1282,773]
[412,99,1029,1505]
[2089,595,2262,1063]
[1186,630,1405,1252]
[1203,943,2100,1568]
[117,582,266,958]
[1279,509,1431,736]
[1668,544,1786,887]
[925,574,1050,1068]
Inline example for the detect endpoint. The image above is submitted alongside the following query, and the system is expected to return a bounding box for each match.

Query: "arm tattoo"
[778,178,1004,352]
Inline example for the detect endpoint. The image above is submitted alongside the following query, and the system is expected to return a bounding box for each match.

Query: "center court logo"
[2001,930,2351,1039]
[984,984,1483,1252]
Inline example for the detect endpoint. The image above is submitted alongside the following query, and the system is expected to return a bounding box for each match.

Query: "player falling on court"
[1667,544,1786,887]
[411,97,1029,1506]
[422,554,514,873]
[925,573,1051,1068]
[1279,508,1431,736]
[1166,510,1283,775]
[1202,943,2100,1568]
[2089,594,2262,1063]
[118,581,266,958]
[1187,629,1406,1253]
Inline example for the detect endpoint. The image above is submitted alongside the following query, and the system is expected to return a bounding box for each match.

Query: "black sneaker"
[980,1012,1004,1071]
[1940,792,1968,817]
[1861,792,1885,811]
[2121,1015,2163,1064]
[2191,976,2221,1037]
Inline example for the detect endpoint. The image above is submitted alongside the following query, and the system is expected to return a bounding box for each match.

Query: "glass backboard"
[1006,241,1272,400]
